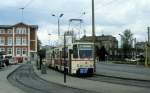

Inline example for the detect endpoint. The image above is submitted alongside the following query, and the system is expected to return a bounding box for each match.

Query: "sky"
[0,0,150,45]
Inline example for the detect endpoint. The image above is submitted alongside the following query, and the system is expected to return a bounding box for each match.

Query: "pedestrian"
[99,46,109,62]
[5,58,9,66]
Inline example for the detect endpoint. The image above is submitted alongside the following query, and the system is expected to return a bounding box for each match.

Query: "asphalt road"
[87,75,150,88]
[7,64,98,93]
[96,62,150,80]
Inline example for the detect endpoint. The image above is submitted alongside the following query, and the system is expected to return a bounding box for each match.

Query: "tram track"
[8,64,53,93]
[85,74,150,88]
[8,63,150,93]
[46,67,150,88]
[7,64,98,93]
[39,66,150,88]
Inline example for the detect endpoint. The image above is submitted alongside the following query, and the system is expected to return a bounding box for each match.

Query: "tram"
[46,42,95,75]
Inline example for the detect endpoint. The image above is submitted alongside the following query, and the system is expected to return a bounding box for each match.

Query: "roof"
[0,22,38,29]
[80,35,118,42]
[0,25,12,29]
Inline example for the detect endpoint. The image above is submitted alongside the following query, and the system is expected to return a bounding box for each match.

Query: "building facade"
[135,42,145,50]
[79,35,118,60]
[0,22,38,61]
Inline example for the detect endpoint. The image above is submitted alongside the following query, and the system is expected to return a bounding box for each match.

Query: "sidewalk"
[0,64,26,93]
[33,63,150,93]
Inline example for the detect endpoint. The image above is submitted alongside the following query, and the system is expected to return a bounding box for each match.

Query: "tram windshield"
[79,45,92,58]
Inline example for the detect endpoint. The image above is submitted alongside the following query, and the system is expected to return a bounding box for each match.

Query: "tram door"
[68,49,73,74]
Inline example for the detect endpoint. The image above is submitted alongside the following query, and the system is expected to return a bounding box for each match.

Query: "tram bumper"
[77,68,93,76]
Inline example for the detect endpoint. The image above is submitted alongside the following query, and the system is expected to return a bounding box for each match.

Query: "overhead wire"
[23,0,35,9]
[18,0,35,22]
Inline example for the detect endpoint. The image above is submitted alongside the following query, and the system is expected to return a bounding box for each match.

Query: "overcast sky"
[0,0,150,45]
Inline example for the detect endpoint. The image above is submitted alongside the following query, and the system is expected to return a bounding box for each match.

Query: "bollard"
[41,62,47,74]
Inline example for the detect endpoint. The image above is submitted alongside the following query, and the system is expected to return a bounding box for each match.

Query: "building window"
[0,48,5,53]
[7,37,13,45]
[0,29,5,34]
[16,28,19,34]
[16,28,21,34]
[22,37,27,45]
[22,48,27,55]
[22,28,26,34]
[16,27,26,34]
[16,48,21,55]
[7,48,12,55]
[16,37,21,45]
[0,37,5,45]
[7,29,12,34]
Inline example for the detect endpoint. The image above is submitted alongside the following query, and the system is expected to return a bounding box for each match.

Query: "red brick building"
[0,22,38,62]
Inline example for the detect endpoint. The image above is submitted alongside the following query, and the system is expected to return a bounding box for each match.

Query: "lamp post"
[64,32,66,83]
[52,13,64,36]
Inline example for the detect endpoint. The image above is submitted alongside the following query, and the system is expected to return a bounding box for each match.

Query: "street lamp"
[52,13,64,36]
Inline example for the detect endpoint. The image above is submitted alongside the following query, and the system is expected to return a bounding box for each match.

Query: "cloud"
[0,0,150,45]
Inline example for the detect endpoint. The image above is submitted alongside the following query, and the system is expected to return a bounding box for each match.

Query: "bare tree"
[122,29,133,58]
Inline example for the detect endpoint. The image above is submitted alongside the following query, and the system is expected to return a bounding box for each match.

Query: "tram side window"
[73,45,78,58]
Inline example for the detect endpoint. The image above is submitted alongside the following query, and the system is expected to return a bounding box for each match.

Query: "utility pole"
[145,27,150,67]
[92,0,96,73]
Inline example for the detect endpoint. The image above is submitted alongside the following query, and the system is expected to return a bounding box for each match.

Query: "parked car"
[125,58,140,62]
[9,58,17,65]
